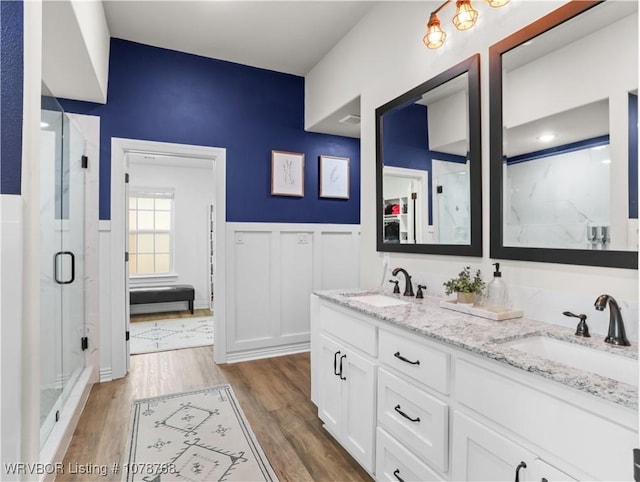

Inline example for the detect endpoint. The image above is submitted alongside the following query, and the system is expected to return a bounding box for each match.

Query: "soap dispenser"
[485,263,508,312]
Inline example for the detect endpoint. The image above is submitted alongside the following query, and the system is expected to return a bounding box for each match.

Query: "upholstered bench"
[129,285,195,314]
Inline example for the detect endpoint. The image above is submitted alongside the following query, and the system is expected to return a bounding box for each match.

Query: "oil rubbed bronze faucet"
[391,267,414,297]
[594,294,630,346]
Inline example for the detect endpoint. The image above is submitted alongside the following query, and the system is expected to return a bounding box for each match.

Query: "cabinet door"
[452,411,536,482]
[317,334,344,436]
[529,459,577,482]
[342,347,376,473]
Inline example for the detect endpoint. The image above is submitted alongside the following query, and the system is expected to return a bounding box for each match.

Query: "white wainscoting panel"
[319,231,360,289]
[280,231,314,337]
[0,195,23,467]
[226,223,359,362]
[233,231,272,342]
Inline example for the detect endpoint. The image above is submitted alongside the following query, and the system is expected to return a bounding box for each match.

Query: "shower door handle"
[54,251,75,284]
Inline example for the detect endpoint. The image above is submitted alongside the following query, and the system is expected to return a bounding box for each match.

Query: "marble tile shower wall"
[504,147,611,250]
[382,270,638,342]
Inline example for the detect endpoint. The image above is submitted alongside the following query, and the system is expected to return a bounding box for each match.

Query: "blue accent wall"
[382,103,430,171]
[629,93,638,219]
[61,39,360,222]
[381,103,466,225]
[0,0,24,195]
[382,104,432,224]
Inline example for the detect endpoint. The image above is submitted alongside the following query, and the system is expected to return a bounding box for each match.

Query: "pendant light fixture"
[423,12,447,49]
[486,0,510,7]
[424,0,510,49]
[453,0,478,30]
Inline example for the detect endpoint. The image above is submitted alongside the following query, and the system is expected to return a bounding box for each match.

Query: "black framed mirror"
[489,1,638,269]
[376,54,482,256]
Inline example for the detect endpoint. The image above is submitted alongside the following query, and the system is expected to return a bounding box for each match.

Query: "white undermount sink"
[349,294,410,308]
[506,336,638,387]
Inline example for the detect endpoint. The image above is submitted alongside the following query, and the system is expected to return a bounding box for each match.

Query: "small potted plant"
[443,266,485,305]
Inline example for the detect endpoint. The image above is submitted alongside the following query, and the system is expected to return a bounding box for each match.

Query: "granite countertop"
[314,289,638,410]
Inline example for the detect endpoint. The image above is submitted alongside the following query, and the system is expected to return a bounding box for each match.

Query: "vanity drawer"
[377,368,448,472]
[319,302,377,356]
[379,328,450,394]
[376,427,441,482]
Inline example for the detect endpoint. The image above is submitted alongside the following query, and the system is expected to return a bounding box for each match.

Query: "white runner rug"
[130,317,214,355]
[125,385,279,481]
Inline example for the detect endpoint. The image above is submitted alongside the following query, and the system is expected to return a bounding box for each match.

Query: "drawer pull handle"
[394,404,420,423]
[515,461,527,482]
[393,469,405,482]
[394,351,420,365]
[339,354,347,380]
[333,351,341,376]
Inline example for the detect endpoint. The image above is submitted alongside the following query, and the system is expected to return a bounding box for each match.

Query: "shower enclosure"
[40,83,86,447]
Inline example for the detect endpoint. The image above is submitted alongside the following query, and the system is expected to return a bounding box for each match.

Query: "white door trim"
[111,138,227,377]
[383,165,429,243]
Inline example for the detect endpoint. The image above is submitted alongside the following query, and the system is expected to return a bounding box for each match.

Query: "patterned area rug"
[125,385,279,482]
[130,317,214,355]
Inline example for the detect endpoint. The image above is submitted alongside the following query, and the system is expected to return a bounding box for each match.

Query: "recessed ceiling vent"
[338,114,361,125]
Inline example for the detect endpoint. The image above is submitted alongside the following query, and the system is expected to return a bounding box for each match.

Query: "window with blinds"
[129,191,174,275]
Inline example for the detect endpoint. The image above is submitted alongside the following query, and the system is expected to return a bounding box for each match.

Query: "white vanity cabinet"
[310,294,638,481]
[453,357,637,481]
[312,300,377,473]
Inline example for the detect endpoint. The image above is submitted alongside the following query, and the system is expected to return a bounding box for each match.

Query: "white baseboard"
[99,368,112,383]
[224,342,310,364]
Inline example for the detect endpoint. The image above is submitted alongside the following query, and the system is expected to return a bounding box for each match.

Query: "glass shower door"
[59,111,85,412]
[40,93,64,444]
[40,85,85,447]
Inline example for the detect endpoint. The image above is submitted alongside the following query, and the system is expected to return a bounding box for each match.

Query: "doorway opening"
[382,166,428,243]
[127,152,214,355]
[111,139,227,378]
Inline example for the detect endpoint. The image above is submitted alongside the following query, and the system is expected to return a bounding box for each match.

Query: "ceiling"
[505,99,609,158]
[102,1,376,77]
[503,0,637,72]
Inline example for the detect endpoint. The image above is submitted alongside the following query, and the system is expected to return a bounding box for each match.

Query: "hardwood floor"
[58,348,371,482]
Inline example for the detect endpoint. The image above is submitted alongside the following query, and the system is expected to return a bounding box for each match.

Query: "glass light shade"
[453,0,478,30]
[487,0,510,6]
[424,13,447,49]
